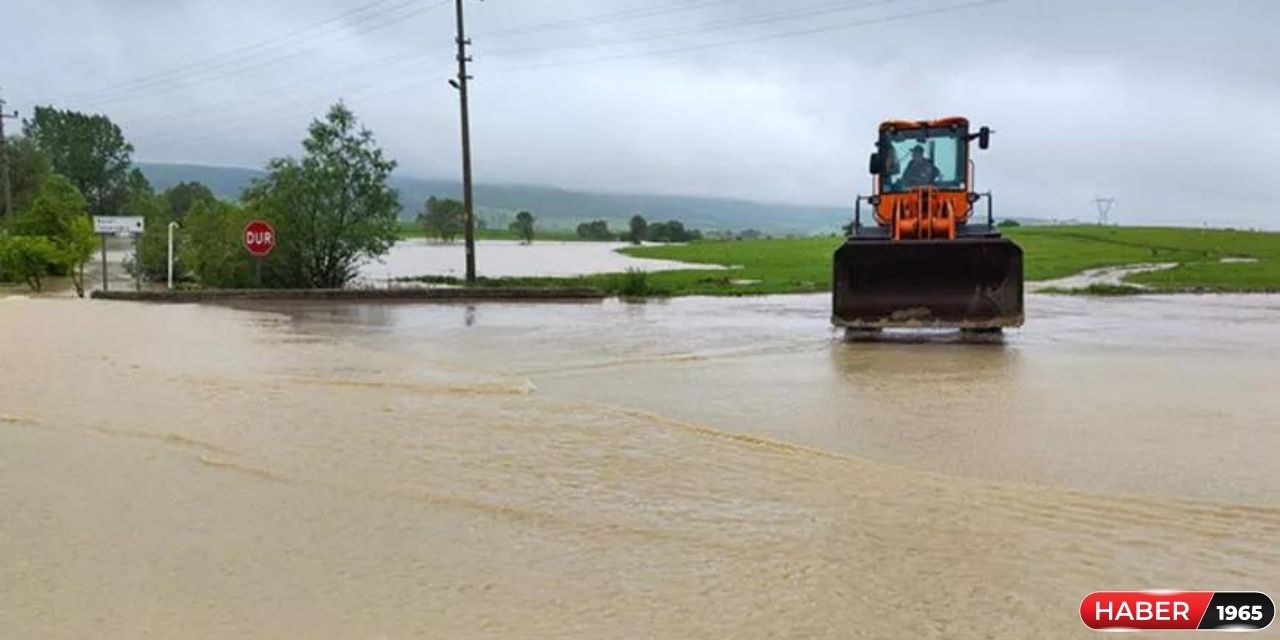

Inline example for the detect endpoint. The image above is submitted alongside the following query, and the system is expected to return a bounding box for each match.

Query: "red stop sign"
[243,220,276,257]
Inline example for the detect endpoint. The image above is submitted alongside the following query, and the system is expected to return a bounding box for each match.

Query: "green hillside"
[136,162,850,234]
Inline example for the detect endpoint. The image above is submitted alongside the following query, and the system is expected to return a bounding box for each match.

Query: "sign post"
[100,233,108,291]
[167,221,179,289]
[134,234,141,291]
[242,219,276,288]
[92,216,145,293]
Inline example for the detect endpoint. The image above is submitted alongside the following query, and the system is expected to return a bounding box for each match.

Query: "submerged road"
[1,293,1277,638]
[258,292,1280,504]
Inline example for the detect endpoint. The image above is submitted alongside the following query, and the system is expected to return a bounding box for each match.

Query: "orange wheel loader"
[832,117,1024,331]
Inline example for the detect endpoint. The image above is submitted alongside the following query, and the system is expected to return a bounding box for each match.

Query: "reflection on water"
[843,326,1008,345]
[2,295,1278,639]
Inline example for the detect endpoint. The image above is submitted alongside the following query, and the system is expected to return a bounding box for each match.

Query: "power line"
[491,0,1012,72]
[121,49,460,150]
[61,0,855,116]
[104,0,748,126]
[136,47,437,125]
[125,59,451,149]
[483,0,918,59]
[76,0,748,108]
[107,1,757,140]
[71,0,449,108]
[88,1,442,107]
[125,0,1013,151]
[474,0,748,39]
[60,0,411,102]
[68,0,760,110]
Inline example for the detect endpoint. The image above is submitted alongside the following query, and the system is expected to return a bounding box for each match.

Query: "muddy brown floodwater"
[357,239,724,283]
[2,294,1278,638]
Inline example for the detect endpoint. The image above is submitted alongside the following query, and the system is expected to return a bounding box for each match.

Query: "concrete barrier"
[91,288,607,303]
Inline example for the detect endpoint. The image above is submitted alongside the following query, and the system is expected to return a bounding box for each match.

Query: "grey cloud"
[2,0,1278,227]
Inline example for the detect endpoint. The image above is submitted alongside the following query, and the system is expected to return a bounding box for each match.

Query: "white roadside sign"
[93,216,145,236]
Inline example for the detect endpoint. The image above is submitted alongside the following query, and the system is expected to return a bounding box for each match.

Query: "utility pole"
[0,93,18,220]
[1094,196,1116,226]
[451,0,478,283]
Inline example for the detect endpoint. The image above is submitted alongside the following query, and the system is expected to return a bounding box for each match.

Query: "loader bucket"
[832,238,1024,329]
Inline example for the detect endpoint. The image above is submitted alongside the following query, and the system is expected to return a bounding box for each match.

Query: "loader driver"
[900,145,940,188]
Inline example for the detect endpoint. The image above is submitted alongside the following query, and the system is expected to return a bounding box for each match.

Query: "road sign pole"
[133,235,141,292]
[167,221,178,290]
[100,234,108,292]
[92,217,146,293]
[242,220,277,288]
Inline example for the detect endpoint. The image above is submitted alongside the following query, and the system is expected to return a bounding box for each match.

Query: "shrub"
[179,200,255,288]
[0,235,60,291]
[613,268,668,298]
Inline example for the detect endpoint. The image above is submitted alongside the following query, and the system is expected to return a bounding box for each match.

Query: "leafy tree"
[0,235,59,291]
[997,218,1021,228]
[2,136,53,217]
[509,210,535,244]
[179,199,254,288]
[15,174,86,239]
[22,106,135,217]
[241,102,399,288]
[628,214,648,245]
[125,167,152,199]
[129,181,178,282]
[576,219,614,241]
[163,181,216,219]
[15,174,95,294]
[61,216,95,296]
[418,196,464,242]
[645,220,702,243]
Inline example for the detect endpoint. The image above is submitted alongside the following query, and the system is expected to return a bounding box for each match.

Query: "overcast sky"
[3,0,1278,227]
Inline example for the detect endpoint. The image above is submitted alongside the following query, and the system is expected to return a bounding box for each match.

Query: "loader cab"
[858,117,1000,240]
[870,120,972,194]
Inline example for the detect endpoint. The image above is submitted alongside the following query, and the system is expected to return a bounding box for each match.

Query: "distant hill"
[136,162,851,234]
[138,163,264,200]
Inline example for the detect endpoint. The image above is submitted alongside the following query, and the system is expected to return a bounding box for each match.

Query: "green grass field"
[1007,226,1280,285]
[399,225,1280,296]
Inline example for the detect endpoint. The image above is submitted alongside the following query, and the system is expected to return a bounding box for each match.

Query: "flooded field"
[358,239,719,283]
[2,294,1278,638]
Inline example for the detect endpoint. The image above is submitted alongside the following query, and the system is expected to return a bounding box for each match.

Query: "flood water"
[236,292,1280,504]
[2,293,1278,638]
[358,239,719,282]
